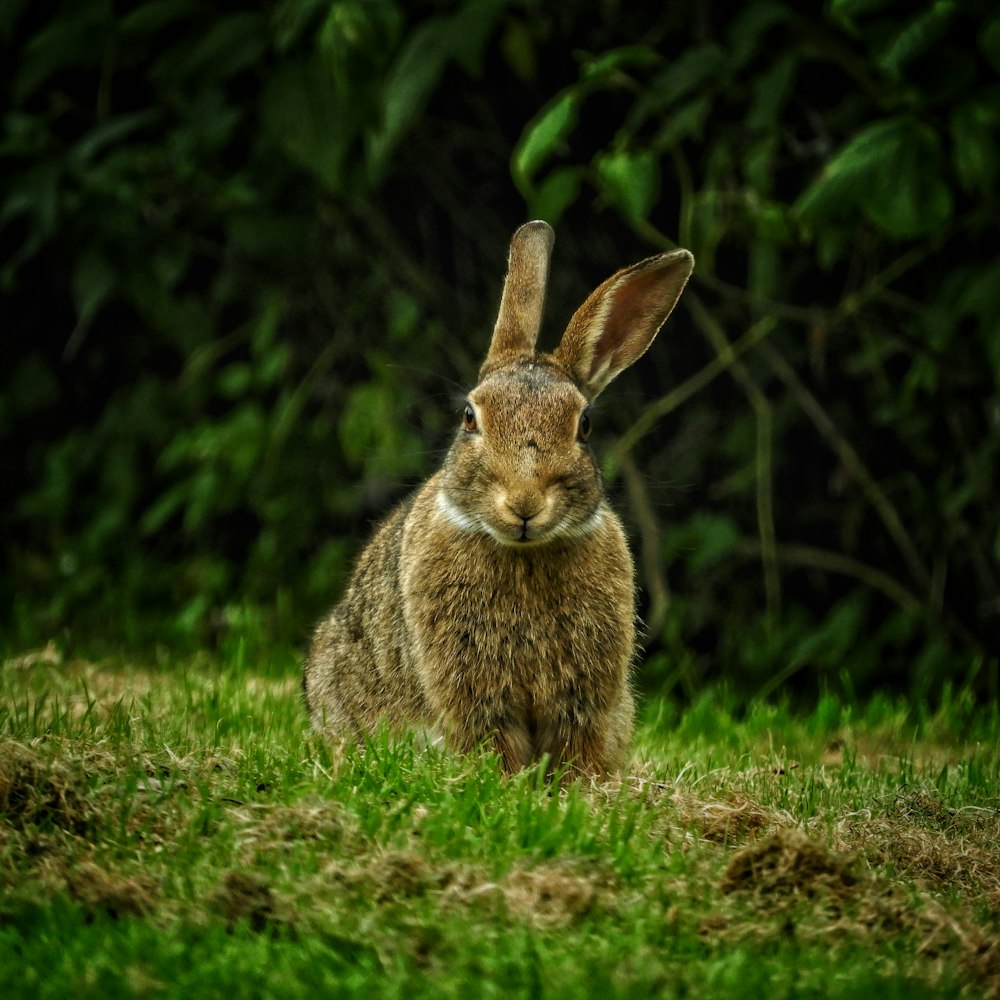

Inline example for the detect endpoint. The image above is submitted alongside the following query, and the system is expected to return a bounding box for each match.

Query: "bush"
[1,0,997,699]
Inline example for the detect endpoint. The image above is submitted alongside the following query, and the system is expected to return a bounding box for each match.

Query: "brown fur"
[304,222,694,775]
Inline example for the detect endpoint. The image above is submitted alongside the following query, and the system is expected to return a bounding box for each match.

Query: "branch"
[619,452,670,642]
[734,539,921,613]
[686,293,781,619]
[757,338,932,594]
[607,314,777,476]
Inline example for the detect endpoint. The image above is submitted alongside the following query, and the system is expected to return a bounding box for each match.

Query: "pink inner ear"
[591,265,676,376]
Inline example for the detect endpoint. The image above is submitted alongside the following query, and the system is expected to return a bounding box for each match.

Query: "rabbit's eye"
[578,408,592,442]
[463,404,478,433]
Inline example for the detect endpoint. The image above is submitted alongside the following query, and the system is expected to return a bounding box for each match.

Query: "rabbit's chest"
[401,527,634,698]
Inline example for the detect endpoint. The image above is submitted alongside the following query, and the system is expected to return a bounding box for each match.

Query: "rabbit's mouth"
[490,508,604,547]
[435,488,603,547]
[435,485,549,543]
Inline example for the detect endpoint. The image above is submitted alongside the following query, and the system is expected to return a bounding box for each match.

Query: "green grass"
[1,647,998,998]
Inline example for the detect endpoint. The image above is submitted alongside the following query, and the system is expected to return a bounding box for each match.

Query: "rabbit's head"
[437,222,693,547]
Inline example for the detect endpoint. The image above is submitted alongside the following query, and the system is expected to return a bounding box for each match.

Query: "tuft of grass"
[0,646,998,998]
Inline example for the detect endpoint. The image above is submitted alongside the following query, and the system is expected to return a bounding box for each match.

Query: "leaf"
[794,116,952,240]
[512,89,580,194]
[863,121,952,237]
[367,0,509,178]
[594,149,660,221]
[0,0,32,39]
[663,513,741,574]
[580,45,660,81]
[950,93,1000,196]
[938,260,1000,377]
[67,248,116,358]
[982,12,1000,73]
[448,0,510,76]
[791,596,868,669]
[654,94,712,147]
[879,1,957,79]
[69,111,159,167]
[118,0,201,41]
[261,57,354,194]
[272,0,333,54]
[3,354,60,423]
[646,43,724,110]
[728,1,790,70]
[217,363,253,400]
[528,166,584,224]
[151,12,266,85]
[13,2,110,104]
[339,380,421,477]
[747,52,798,131]
[0,163,60,288]
[365,20,449,177]
[140,486,187,535]
[499,15,537,84]
[828,0,895,29]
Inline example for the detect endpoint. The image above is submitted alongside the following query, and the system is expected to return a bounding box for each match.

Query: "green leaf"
[261,57,354,194]
[367,0,508,178]
[13,3,110,104]
[119,0,201,42]
[0,163,60,287]
[950,93,1000,196]
[594,149,660,221]
[790,596,868,669]
[936,260,1000,377]
[0,0,32,39]
[365,20,450,177]
[3,354,60,424]
[828,0,894,29]
[152,12,266,85]
[863,123,953,237]
[747,52,798,131]
[979,11,1000,74]
[654,94,712,147]
[273,0,334,53]
[499,15,537,84]
[728,1,790,70]
[217,363,253,400]
[646,43,724,110]
[663,513,740,574]
[140,486,187,535]
[580,45,659,81]
[879,1,957,79]
[512,90,580,194]
[528,166,584,224]
[448,0,510,76]
[319,0,402,92]
[68,248,116,356]
[794,116,952,240]
[70,111,159,167]
[340,380,422,477]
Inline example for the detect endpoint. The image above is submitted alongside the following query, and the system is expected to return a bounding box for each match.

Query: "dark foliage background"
[2,0,998,700]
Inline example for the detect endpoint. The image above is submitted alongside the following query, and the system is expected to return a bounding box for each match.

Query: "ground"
[0,645,998,998]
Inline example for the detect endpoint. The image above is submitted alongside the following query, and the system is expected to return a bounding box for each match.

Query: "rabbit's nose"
[505,493,545,522]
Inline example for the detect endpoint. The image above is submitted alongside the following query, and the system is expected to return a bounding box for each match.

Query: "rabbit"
[304,221,694,776]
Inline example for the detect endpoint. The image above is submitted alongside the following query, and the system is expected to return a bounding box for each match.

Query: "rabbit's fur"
[305,222,694,775]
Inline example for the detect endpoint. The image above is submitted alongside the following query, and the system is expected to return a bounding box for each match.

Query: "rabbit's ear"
[552,249,694,399]
[482,221,555,370]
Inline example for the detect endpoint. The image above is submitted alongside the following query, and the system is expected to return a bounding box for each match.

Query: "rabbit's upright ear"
[552,249,694,399]
[482,221,555,372]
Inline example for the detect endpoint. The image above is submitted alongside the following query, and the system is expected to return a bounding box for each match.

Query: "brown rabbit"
[304,221,694,775]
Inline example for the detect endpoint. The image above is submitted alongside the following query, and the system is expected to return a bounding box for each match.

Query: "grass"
[1,643,998,998]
